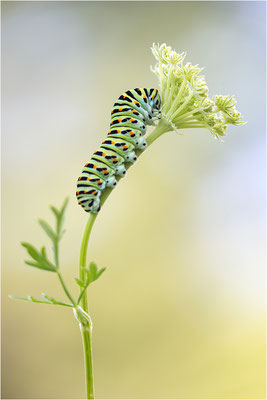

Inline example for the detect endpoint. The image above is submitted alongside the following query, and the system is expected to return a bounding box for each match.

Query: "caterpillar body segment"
[88,155,126,179]
[107,129,148,150]
[77,175,106,191]
[110,116,147,134]
[117,88,161,124]
[83,162,114,179]
[77,88,161,213]
[92,149,125,167]
[101,138,137,161]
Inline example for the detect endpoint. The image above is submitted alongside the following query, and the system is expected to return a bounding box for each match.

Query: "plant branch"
[57,270,76,305]
[9,295,74,308]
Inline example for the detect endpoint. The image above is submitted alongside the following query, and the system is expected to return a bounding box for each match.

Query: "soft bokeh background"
[2,1,266,399]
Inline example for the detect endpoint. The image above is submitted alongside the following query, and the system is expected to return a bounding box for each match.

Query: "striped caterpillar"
[76,88,161,213]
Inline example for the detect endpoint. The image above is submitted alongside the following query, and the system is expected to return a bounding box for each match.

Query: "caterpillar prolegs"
[76,88,161,213]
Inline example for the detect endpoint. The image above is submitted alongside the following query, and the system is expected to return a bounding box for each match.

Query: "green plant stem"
[80,324,94,399]
[78,213,97,399]
[57,270,76,305]
[53,226,76,306]
[170,91,194,121]
[77,120,171,400]
[79,213,98,310]
[166,78,187,117]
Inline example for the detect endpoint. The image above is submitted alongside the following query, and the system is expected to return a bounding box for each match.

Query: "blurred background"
[2,1,266,399]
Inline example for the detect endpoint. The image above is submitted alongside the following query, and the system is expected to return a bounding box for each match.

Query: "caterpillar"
[76,88,161,213]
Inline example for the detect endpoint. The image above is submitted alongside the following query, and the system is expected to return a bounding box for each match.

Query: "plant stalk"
[78,212,97,399]
[79,322,94,399]
[77,120,171,399]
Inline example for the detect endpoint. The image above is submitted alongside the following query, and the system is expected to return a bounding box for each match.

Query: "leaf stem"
[57,270,76,305]
[9,295,73,307]
[77,285,89,306]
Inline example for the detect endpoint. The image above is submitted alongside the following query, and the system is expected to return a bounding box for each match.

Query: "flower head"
[151,43,245,140]
[152,43,186,65]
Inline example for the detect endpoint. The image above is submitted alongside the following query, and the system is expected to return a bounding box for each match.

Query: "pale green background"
[2,1,266,399]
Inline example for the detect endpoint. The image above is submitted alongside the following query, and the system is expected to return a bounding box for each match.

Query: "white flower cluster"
[151,43,244,139]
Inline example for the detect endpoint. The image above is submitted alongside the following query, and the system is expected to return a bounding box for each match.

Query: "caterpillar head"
[149,89,161,111]
[148,89,161,124]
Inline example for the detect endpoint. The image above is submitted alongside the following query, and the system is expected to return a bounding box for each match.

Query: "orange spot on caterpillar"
[117,129,121,133]
[87,177,91,181]
[123,145,127,149]
[118,118,122,122]
[130,118,135,122]
[119,108,123,111]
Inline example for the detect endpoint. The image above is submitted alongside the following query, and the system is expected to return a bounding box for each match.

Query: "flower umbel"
[151,43,245,139]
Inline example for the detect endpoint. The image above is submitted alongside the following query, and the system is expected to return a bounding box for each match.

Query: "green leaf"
[75,278,86,288]
[49,197,69,237]
[41,246,47,258]
[25,260,56,272]
[49,205,60,219]
[76,264,107,305]
[21,242,44,263]
[40,246,55,267]
[58,197,69,234]
[89,261,98,281]
[60,197,69,217]
[38,219,57,244]
[22,242,56,272]
[87,262,106,284]
[95,267,106,280]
